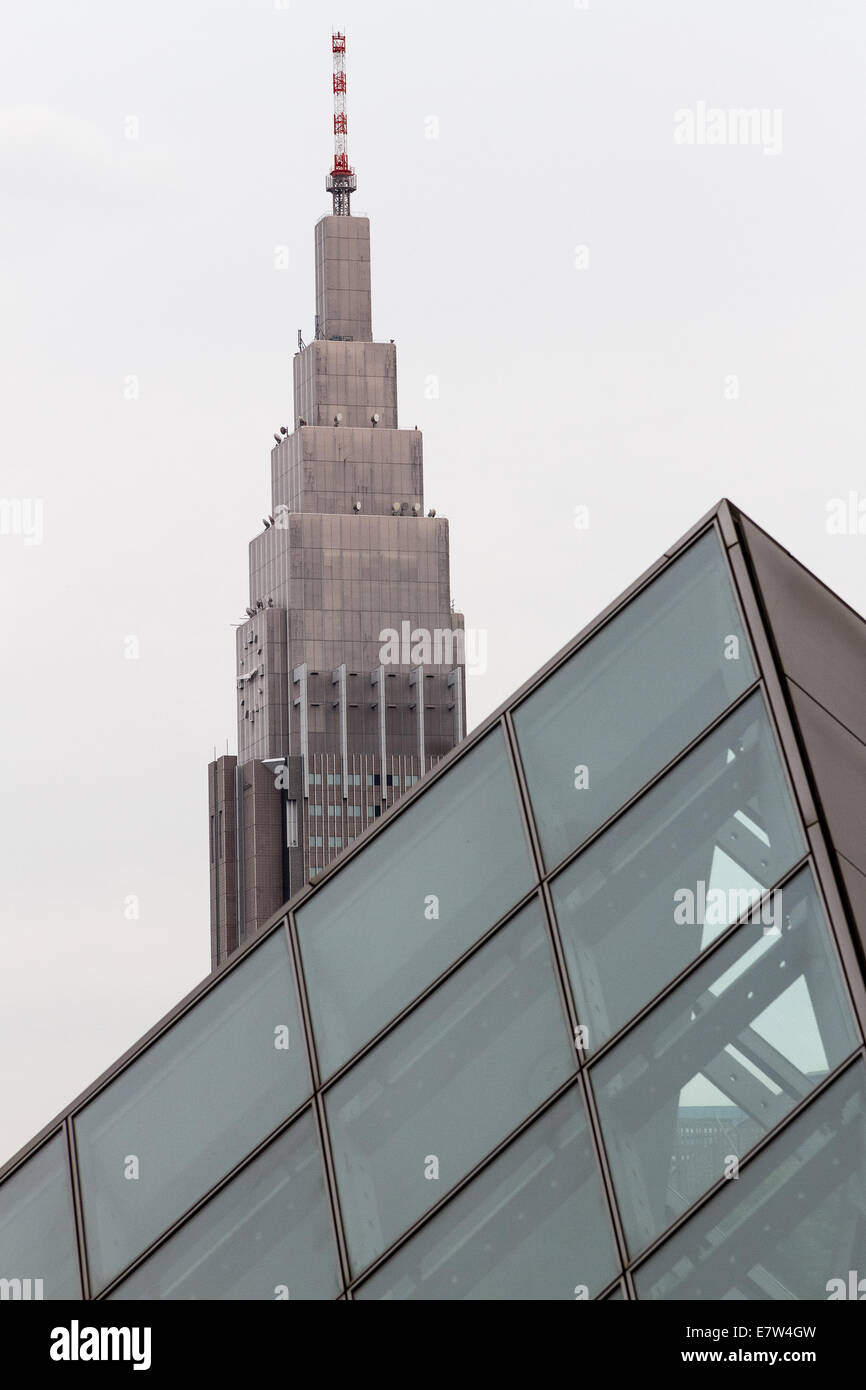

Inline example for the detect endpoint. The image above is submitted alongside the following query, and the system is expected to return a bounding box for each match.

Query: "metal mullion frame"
[576,1067,633,1288]
[284,913,321,1094]
[63,1116,91,1301]
[623,1046,866,1289]
[501,703,635,1289]
[283,912,352,1295]
[724,543,820,830]
[311,1089,353,1298]
[501,705,585,1061]
[597,1276,630,1300]
[805,827,866,1040]
[501,708,546,883]
[724,522,866,1043]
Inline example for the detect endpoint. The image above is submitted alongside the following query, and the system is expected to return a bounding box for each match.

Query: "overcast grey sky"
[2,0,865,1165]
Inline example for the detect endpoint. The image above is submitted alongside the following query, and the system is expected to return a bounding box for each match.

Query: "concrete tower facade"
[207,209,466,970]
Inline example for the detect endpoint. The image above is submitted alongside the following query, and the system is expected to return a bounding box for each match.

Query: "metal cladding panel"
[738,514,866,745]
[236,607,290,766]
[240,759,285,940]
[736,507,866,971]
[839,855,866,947]
[315,215,372,342]
[293,341,398,430]
[787,682,866,879]
[271,426,422,518]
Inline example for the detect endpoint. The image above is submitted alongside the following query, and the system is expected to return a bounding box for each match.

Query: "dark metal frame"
[4,500,866,1303]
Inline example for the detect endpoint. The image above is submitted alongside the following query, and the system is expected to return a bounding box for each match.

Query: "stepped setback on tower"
[207,203,466,970]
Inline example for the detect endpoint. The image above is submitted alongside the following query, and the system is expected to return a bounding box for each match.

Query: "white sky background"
[2,0,865,1165]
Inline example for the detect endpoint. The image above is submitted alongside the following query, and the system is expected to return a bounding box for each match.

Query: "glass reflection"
[552,691,804,1050]
[591,867,858,1256]
[637,1061,866,1300]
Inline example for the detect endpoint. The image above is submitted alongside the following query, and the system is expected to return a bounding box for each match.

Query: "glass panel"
[109,1110,339,1300]
[637,1061,866,1300]
[75,930,310,1292]
[355,1088,618,1300]
[591,866,858,1257]
[0,1133,80,1299]
[298,727,535,1079]
[551,691,804,1050]
[325,898,575,1275]
[513,530,755,869]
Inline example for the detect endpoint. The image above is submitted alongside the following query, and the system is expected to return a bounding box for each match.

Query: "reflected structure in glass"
[636,1061,866,1300]
[591,867,859,1255]
[551,692,805,1050]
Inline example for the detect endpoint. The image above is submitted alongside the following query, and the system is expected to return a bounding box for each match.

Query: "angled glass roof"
[2,503,864,1300]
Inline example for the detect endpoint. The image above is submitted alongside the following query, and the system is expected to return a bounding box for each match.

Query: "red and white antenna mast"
[326,30,356,215]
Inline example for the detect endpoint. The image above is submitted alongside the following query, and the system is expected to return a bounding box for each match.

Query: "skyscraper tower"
[207,32,467,970]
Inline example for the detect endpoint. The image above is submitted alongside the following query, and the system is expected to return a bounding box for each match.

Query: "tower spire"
[326,30,356,215]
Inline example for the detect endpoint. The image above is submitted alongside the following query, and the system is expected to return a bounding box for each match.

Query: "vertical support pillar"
[332,663,348,797]
[234,762,245,946]
[409,665,426,772]
[448,667,465,744]
[371,665,387,802]
[293,663,309,798]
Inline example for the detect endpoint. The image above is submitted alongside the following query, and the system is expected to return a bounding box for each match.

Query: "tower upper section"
[208,27,466,957]
[314,215,372,342]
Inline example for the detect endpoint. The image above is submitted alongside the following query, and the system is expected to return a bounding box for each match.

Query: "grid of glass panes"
[1,524,864,1301]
